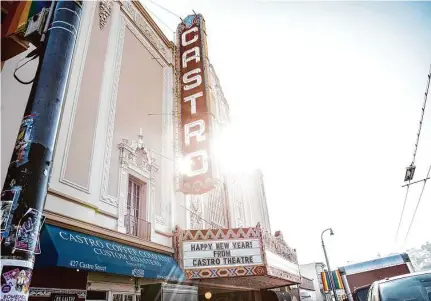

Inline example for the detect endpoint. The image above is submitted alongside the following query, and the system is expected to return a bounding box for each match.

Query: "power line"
[394,64,431,244]
[410,64,431,166]
[144,0,182,20]
[403,163,431,245]
[394,183,411,243]
[141,1,176,34]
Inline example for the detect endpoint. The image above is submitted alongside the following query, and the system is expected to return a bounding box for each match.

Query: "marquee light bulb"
[204,292,212,300]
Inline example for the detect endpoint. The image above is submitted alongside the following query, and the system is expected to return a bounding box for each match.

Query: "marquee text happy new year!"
[190,241,255,267]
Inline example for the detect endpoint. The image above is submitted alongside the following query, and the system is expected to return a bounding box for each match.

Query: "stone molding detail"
[99,0,113,29]
[117,131,160,230]
[118,132,160,178]
[173,45,181,191]
[262,230,298,264]
[100,15,126,207]
[120,1,172,64]
[155,215,164,225]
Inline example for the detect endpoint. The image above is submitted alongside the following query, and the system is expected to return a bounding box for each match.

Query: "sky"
[141,0,431,268]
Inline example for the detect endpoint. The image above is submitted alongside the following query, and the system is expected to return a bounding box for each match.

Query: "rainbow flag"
[2,1,51,38]
[321,270,344,291]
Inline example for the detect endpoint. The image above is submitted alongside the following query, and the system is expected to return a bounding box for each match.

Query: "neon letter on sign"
[177,14,214,194]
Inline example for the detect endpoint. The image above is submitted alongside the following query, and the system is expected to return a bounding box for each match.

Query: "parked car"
[367,271,431,301]
[353,285,371,301]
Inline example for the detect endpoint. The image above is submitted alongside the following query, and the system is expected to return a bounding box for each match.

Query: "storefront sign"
[177,14,214,194]
[183,239,263,269]
[36,225,184,281]
[51,294,77,301]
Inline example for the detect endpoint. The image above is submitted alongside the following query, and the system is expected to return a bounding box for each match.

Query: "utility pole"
[0,2,82,301]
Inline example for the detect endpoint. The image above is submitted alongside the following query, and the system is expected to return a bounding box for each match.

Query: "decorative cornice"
[262,230,298,264]
[99,0,113,29]
[120,1,172,64]
[124,1,174,48]
[118,132,160,180]
[178,227,261,241]
[266,266,301,284]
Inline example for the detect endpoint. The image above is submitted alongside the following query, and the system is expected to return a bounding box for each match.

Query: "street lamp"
[321,228,338,301]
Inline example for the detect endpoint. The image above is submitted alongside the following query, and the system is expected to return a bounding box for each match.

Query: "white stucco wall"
[224,170,272,231]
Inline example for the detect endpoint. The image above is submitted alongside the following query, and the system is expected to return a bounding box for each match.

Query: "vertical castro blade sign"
[177,14,214,194]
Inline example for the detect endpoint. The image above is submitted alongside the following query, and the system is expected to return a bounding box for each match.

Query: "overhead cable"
[410,64,431,166]
[145,0,182,20]
[141,0,176,34]
[403,163,431,244]
[394,63,431,244]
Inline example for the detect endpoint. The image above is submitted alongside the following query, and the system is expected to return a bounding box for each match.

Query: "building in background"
[300,262,328,301]
[298,276,317,301]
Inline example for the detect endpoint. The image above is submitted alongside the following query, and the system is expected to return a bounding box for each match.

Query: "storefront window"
[112,294,138,301]
[86,291,107,301]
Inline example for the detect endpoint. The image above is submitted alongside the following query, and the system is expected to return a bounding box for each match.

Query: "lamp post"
[321,228,338,301]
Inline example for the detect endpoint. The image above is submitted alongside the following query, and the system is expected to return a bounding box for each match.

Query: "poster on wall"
[1,187,22,238]
[1,202,13,233]
[0,260,33,301]
[177,14,215,195]
[14,208,42,253]
[14,114,36,167]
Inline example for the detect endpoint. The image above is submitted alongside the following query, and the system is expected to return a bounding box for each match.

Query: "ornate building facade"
[2,1,188,300]
[2,1,299,300]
